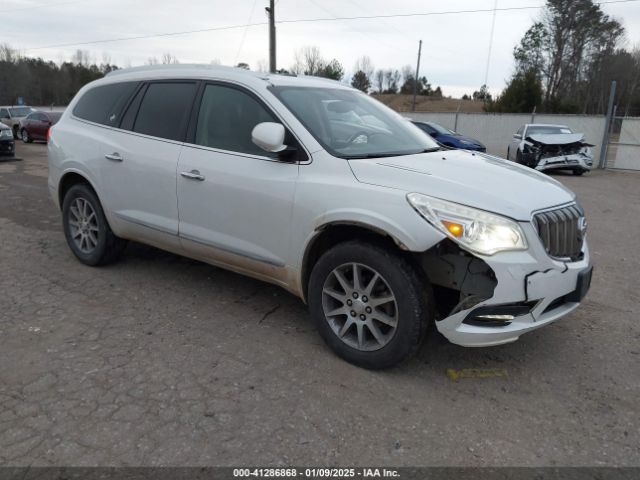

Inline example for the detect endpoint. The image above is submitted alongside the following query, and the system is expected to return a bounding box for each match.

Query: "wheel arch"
[58,170,101,209]
[300,220,438,303]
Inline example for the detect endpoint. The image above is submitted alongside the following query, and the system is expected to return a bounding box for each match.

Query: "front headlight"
[459,140,474,146]
[0,129,12,138]
[407,193,527,255]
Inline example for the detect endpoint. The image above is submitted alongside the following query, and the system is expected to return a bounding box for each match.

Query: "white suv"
[48,65,592,369]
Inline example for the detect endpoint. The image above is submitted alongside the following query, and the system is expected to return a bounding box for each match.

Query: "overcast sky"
[4,0,640,97]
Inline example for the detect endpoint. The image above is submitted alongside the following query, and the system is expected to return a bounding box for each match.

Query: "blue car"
[412,121,486,152]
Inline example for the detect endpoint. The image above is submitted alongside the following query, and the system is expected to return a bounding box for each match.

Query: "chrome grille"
[533,204,585,260]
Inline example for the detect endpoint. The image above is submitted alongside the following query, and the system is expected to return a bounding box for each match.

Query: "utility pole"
[266,0,276,73]
[599,80,617,169]
[411,40,422,112]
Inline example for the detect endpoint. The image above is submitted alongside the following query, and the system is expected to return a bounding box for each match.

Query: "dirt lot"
[373,94,486,113]
[1,142,639,467]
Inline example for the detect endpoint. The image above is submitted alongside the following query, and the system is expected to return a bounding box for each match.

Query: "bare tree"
[161,53,179,64]
[256,59,268,72]
[292,46,324,76]
[354,55,374,79]
[71,49,91,66]
[374,69,385,92]
[0,43,20,62]
[146,57,159,65]
[401,64,414,84]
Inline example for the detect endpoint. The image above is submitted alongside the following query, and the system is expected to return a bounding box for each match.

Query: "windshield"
[428,122,455,135]
[9,107,33,117]
[527,125,572,135]
[271,86,439,158]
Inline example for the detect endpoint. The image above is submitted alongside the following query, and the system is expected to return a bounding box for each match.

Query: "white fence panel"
[611,118,640,170]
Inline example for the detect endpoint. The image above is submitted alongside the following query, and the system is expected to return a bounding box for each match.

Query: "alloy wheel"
[68,197,99,254]
[321,262,398,351]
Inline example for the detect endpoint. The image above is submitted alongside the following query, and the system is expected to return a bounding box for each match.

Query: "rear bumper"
[436,226,591,347]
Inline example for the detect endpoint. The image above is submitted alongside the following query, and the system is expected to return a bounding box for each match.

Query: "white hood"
[348,150,576,221]
[526,133,586,145]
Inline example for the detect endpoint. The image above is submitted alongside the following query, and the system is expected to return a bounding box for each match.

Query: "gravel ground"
[1,142,639,467]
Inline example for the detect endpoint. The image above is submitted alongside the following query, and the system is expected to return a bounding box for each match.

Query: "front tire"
[21,129,32,143]
[308,241,432,369]
[62,184,127,266]
[515,149,523,164]
[572,169,585,176]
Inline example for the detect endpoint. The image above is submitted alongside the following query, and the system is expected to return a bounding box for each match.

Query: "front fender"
[310,208,445,253]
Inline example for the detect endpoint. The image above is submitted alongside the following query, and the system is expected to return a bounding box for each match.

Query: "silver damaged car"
[48,65,593,369]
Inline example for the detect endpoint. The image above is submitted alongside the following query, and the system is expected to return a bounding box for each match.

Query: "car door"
[32,113,47,140]
[97,81,198,249]
[177,82,300,284]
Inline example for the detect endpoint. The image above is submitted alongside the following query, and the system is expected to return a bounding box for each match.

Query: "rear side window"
[133,82,197,141]
[73,82,138,126]
[194,84,278,156]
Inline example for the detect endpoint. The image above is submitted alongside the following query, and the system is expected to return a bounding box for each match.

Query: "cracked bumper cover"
[435,222,591,347]
[534,153,593,172]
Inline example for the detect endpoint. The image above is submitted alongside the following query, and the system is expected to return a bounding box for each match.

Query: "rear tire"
[21,129,32,143]
[62,184,127,266]
[308,240,432,369]
[572,169,585,176]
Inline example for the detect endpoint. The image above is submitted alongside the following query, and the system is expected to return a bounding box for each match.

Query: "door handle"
[105,152,123,162]
[180,170,205,181]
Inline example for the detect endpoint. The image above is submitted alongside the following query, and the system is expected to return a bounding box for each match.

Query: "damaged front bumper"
[534,153,593,173]
[434,222,592,347]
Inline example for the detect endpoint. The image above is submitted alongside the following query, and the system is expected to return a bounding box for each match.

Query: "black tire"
[308,240,433,369]
[12,125,19,139]
[62,183,127,266]
[572,169,585,176]
[506,147,510,160]
[515,149,523,164]
[21,129,32,143]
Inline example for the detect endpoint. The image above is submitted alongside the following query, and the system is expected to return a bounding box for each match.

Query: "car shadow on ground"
[116,240,571,381]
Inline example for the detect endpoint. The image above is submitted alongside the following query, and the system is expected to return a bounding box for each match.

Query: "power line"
[276,0,639,25]
[25,21,269,51]
[483,0,499,87]
[23,0,640,52]
[234,0,259,65]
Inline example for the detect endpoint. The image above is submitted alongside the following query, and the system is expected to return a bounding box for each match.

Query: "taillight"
[47,127,51,142]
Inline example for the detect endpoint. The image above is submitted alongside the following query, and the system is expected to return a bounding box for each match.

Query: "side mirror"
[513,133,522,140]
[252,122,287,153]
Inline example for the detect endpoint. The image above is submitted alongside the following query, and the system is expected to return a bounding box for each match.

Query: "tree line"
[0,45,117,106]
[288,46,444,98]
[486,0,640,115]
[2,0,639,116]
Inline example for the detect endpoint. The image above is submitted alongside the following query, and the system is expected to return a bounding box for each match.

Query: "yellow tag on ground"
[447,368,508,381]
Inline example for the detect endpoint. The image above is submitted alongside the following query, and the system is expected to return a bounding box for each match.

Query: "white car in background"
[0,106,36,139]
[48,65,592,369]
[507,123,594,175]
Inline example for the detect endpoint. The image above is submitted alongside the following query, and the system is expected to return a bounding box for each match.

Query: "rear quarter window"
[132,82,197,142]
[73,82,139,127]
